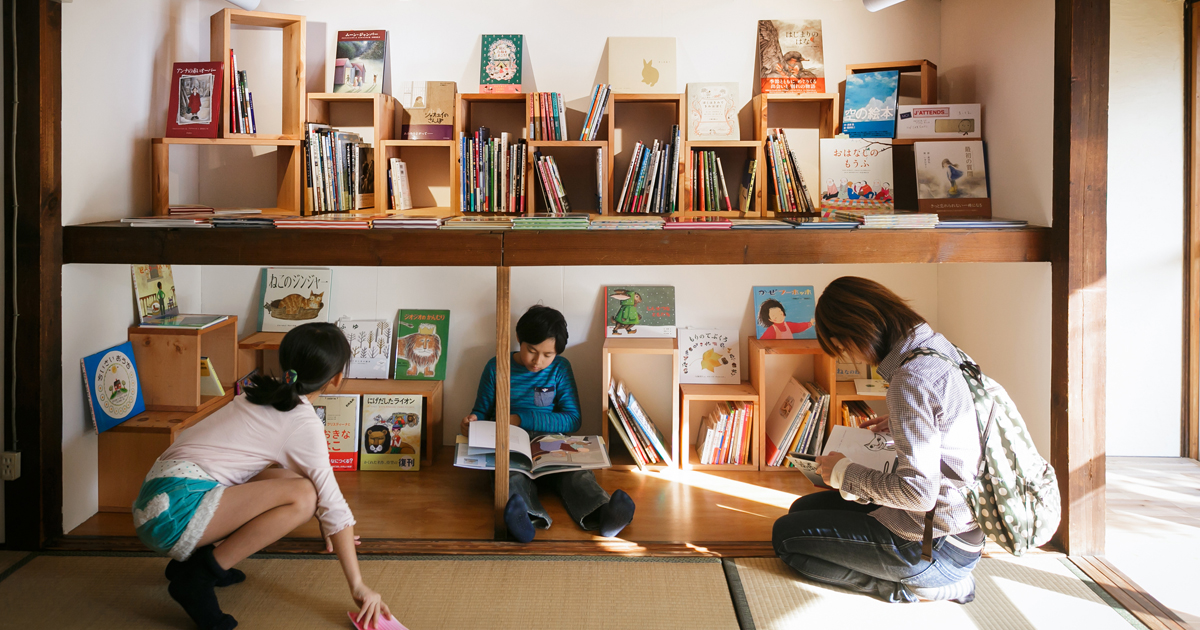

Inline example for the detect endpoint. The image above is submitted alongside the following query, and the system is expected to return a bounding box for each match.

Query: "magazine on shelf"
[454,421,611,479]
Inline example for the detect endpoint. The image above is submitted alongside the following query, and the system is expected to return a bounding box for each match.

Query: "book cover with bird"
[678,328,741,385]
[757,20,825,94]
[842,71,899,138]
[914,140,991,218]
[604,286,676,338]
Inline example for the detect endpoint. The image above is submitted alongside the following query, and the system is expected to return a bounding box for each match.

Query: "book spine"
[616,142,641,213]
[716,157,733,212]
[249,92,257,134]
[581,86,599,142]
[229,51,237,133]
[643,143,661,214]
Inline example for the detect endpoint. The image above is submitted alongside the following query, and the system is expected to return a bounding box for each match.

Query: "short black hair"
[516,305,568,354]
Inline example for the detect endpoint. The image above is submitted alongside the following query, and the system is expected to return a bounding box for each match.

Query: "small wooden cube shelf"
[129,316,238,413]
[151,137,304,215]
[381,140,456,216]
[747,337,837,472]
[600,337,679,470]
[679,382,760,471]
[454,93,531,216]
[210,8,307,140]
[307,92,396,212]
[751,92,839,217]
[846,59,938,107]
[682,140,764,217]
[609,93,685,217]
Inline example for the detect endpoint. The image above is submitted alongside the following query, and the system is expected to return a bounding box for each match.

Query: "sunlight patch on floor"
[635,468,801,509]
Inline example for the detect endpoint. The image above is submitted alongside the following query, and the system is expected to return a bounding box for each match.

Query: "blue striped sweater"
[469,354,581,434]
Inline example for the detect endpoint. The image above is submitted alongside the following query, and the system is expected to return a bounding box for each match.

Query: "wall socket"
[1,451,20,481]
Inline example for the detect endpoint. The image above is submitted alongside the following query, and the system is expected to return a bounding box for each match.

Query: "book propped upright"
[199,357,225,397]
[455,421,611,479]
[166,62,223,139]
[81,341,147,433]
[334,30,387,94]
[479,35,523,93]
[314,394,362,471]
[756,20,825,94]
[131,264,228,329]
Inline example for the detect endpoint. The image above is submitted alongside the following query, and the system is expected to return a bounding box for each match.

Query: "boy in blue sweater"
[462,305,635,542]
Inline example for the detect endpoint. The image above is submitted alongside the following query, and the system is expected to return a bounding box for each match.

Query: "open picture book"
[787,425,898,489]
[454,420,611,479]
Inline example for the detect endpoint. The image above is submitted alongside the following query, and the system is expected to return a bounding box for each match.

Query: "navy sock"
[505,494,536,543]
[169,562,245,587]
[598,489,635,538]
[166,546,239,630]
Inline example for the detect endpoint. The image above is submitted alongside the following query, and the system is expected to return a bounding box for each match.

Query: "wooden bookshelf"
[380,139,455,216]
[746,338,836,472]
[150,137,304,215]
[680,382,760,471]
[682,140,764,217]
[609,93,684,217]
[846,59,937,106]
[752,92,839,217]
[128,317,238,413]
[210,8,306,140]
[600,337,679,470]
[306,92,396,213]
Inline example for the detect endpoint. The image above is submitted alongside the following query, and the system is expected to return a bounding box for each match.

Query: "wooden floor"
[69,446,819,548]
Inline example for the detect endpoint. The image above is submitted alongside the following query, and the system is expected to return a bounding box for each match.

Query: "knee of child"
[291,479,318,515]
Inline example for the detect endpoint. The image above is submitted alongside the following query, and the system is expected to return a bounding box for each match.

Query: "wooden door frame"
[1185,0,1199,461]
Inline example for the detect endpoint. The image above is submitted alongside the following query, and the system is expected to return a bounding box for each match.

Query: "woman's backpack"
[902,347,1061,558]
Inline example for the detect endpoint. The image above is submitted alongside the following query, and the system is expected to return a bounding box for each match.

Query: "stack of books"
[663,216,732,230]
[729,219,794,230]
[372,216,445,229]
[459,128,527,213]
[121,216,212,228]
[840,400,878,428]
[442,215,513,230]
[228,50,257,134]
[935,218,1029,229]
[304,123,373,214]
[211,215,275,228]
[579,84,612,141]
[785,217,859,229]
[607,381,672,470]
[512,213,590,230]
[273,214,376,229]
[766,381,830,467]
[690,149,735,212]
[696,401,755,466]
[589,216,665,230]
[529,92,568,141]
[167,205,215,216]
[764,128,817,213]
[835,210,940,229]
[615,127,681,214]
[532,151,570,212]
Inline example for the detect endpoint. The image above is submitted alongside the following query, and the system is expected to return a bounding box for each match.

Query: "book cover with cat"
[842,71,899,138]
[686,83,739,141]
[603,285,676,338]
[819,138,894,216]
[81,341,146,433]
[257,267,333,333]
[678,328,740,385]
[334,30,387,94]
[336,319,393,379]
[397,81,456,140]
[757,20,825,94]
[915,140,992,219]
[360,394,423,471]
[313,394,361,471]
[394,310,449,380]
[608,37,676,94]
[753,286,816,340]
[479,35,523,93]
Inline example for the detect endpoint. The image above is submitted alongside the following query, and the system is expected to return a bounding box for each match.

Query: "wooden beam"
[1050,0,1109,555]
[493,267,511,539]
[1186,1,1199,460]
[3,0,63,549]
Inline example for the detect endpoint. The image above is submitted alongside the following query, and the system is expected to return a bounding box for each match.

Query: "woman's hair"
[244,322,352,412]
[757,299,785,329]
[814,277,926,365]
[516,305,569,354]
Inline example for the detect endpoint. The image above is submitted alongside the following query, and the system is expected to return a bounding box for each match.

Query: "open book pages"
[787,425,898,489]
[455,420,611,479]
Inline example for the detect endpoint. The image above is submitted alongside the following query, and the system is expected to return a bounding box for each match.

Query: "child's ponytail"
[243,322,352,412]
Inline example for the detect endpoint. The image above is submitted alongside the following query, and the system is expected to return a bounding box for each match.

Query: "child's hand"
[460,413,478,436]
[352,583,392,630]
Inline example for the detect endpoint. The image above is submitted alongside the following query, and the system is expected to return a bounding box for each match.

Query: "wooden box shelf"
[752,93,838,217]
[151,138,304,216]
[610,93,684,217]
[834,380,887,403]
[210,8,306,140]
[600,337,679,470]
[846,59,937,107]
[381,139,455,216]
[682,140,764,217]
[680,382,760,471]
[454,93,530,216]
[307,92,397,213]
[129,317,238,413]
[747,337,836,472]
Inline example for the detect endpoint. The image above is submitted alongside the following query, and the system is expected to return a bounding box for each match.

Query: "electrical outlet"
[1,451,19,481]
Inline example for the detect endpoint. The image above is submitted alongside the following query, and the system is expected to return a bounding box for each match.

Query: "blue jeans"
[509,470,610,531]
[772,491,982,603]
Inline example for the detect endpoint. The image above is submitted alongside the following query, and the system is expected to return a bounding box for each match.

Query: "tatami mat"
[0,554,738,630]
[0,550,31,577]
[732,555,1146,630]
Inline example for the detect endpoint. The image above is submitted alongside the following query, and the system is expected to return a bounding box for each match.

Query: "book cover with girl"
[754,285,816,340]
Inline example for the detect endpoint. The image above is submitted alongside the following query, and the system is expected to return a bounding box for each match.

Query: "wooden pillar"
[1186,1,1200,461]
[494,266,511,538]
[1050,0,1109,555]
[3,0,63,549]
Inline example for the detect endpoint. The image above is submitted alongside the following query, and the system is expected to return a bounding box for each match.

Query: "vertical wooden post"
[151,140,169,215]
[494,266,511,538]
[1050,0,1109,555]
[1185,1,1200,461]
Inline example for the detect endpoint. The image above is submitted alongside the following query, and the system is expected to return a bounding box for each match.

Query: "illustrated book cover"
[842,70,899,138]
[455,421,611,479]
[764,377,811,466]
[257,267,333,333]
[334,30,387,94]
[854,379,889,396]
[819,138,894,215]
[608,37,676,93]
[603,285,676,338]
[313,394,361,471]
[81,341,146,433]
[337,319,393,379]
[131,264,180,322]
[915,140,991,218]
[897,104,982,140]
[678,328,741,385]
[199,357,225,397]
[753,286,816,340]
[756,20,825,94]
[479,35,523,93]
[394,310,449,380]
[397,81,456,140]
[166,62,222,138]
[788,425,898,489]
[360,393,423,471]
[687,83,739,141]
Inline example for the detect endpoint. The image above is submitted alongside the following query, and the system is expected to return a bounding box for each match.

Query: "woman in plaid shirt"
[772,276,984,604]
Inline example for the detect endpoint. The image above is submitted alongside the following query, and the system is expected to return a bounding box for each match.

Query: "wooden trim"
[1186,1,1199,460]
[1070,557,1191,630]
[1050,0,1109,555]
[493,267,510,539]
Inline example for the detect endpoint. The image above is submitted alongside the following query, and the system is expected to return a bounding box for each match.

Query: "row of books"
[529,92,568,141]
[607,380,672,470]
[840,400,878,428]
[533,151,570,213]
[764,378,831,467]
[579,84,611,141]
[387,158,413,211]
[459,129,528,213]
[304,123,373,214]
[765,128,817,213]
[691,149,735,212]
[228,51,256,134]
[615,126,681,214]
[696,401,755,466]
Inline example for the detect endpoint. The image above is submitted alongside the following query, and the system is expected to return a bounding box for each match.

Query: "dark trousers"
[771,491,981,603]
[509,470,609,531]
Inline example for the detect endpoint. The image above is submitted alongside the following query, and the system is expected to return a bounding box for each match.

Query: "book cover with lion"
[359,394,422,471]
[394,309,449,381]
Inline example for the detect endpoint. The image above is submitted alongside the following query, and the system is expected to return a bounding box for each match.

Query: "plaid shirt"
[840,323,981,541]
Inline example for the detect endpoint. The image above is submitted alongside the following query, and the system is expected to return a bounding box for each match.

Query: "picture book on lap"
[359,394,423,471]
[479,34,523,93]
[257,267,332,333]
[166,62,222,138]
[819,138,894,216]
[753,286,816,340]
[604,285,676,338]
[842,70,899,138]
[313,394,361,471]
[454,421,611,479]
[678,328,741,385]
[788,425,898,489]
[756,20,825,94]
[394,309,449,380]
[915,140,992,218]
[81,341,146,433]
[334,30,387,94]
[337,318,393,379]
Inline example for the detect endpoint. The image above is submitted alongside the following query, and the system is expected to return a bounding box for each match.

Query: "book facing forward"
[757,20,825,94]
[334,30,387,94]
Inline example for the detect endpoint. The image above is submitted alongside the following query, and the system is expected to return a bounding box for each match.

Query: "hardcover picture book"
[337,319,393,379]
[334,30,387,93]
[131,264,179,321]
[455,421,611,479]
[257,267,332,333]
[397,81,456,140]
[313,394,361,471]
[608,37,676,93]
[915,140,991,218]
[603,285,676,338]
[757,20,825,94]
[687,83,739,141]
[360,393,423,471]
[166,62,222,138]
[81,341,146,433]
[479,34,523,92]
[897,104,982,140]
[753,286,816,340]
[842,71,899,138]
[678,328,741,385]
[789,425,898,489]
[819,138,894,215]
[394,310,449,380]
[764,377,811,466]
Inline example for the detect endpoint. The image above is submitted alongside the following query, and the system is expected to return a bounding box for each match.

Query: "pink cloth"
[159,395,355,538]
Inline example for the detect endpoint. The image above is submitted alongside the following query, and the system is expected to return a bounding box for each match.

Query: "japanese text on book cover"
[313,394,361,471]
[480,35,523,93]
[842,71,899,138]
[753,286,816,340]
[334,30,387,94]
[257,268,332,333]
[604,286,676,339]
[360,394,423,471]
[819,139,894,216]
[757,20,825,94]
[337,319,393,379]
[679,328,741,385]
[915,140,992,218]
[395,310,450,380]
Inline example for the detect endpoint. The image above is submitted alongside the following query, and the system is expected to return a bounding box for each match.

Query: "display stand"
[128,316,238,413]
[599,337,679,470]
[679,382,760,471]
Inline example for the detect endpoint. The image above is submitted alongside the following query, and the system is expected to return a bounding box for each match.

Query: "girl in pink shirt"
[133,323,393,630]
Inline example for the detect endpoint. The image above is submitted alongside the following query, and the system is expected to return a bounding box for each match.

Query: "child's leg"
[545,470,634,537]
[509,472,551,529]
[198,475,317,570]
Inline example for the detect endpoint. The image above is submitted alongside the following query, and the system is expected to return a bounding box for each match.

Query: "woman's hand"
[816,452,847,485]
[351,582,393,630]
[460,413,478,436]
[860,414,890,434]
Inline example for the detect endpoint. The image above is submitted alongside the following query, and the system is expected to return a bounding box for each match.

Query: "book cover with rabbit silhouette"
[257,267,333,333]
[914,140,991,218]
[360,394,423,471]
[394,309,449,380]
[757,20,825,94]
[678,328,740,385]
[604,285,676,338]
[608,37,676,93]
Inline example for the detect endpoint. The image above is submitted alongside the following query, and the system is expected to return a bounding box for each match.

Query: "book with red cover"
[166,62,223,138]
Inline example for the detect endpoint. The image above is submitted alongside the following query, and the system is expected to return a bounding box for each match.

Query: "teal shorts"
[133,460,225,561]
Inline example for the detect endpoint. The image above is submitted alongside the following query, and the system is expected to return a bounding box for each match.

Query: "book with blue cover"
[753,286,816,340]
[81,341,147,433]
[842,70,899,138]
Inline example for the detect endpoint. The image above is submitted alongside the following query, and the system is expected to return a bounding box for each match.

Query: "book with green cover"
[394,309,450,380]
[479,35,522,92]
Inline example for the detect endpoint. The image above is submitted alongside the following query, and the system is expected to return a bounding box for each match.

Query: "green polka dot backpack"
[902,347,1061,558]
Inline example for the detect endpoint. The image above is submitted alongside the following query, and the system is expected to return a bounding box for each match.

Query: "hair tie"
[284,369,298,385]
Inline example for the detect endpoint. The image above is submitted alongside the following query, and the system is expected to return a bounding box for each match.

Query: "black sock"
[166,546,239,630]
[505,494,536,543]
[168,562,245,587]
[598,489,635,538]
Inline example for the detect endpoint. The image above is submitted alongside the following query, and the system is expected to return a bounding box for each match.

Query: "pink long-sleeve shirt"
[158,394,355,537]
